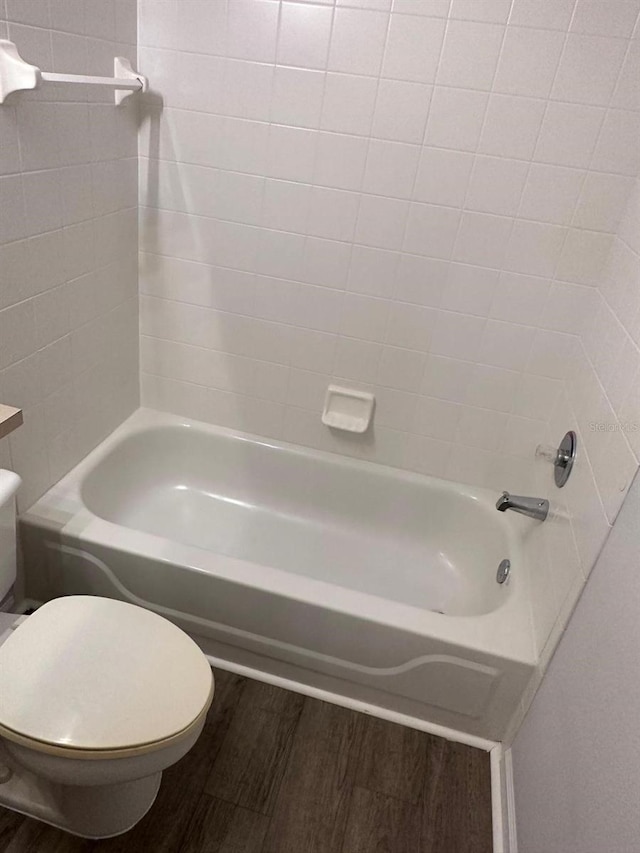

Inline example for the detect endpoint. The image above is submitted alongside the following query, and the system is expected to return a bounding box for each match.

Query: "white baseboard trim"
[505,748,518,853]
[490,746,506,853]
[490,745,518,853]
[205,653,499,753]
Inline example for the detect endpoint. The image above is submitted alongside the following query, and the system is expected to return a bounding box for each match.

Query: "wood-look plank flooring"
[0,670,492,853]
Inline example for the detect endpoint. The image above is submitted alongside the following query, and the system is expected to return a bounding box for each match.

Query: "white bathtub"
[20,409,537,740]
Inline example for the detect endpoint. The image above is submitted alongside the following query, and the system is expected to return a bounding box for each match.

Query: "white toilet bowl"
[0,595,214,838]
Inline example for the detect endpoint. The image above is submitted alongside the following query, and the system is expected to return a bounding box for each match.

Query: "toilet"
[0,470,214,838]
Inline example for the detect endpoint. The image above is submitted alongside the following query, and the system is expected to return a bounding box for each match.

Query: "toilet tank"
[0,470,21,602]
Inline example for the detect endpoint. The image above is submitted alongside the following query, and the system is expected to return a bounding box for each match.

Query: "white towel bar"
[0,40,148,106]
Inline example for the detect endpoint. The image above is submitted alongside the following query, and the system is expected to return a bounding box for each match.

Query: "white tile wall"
[145,0,636,659]
[137,1,638,499]
[0,0,139,510]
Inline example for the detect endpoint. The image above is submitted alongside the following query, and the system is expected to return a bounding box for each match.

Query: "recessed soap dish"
[321,385,375,434]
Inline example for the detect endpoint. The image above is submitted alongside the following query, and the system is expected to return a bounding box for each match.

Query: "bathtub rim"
[20,407,539,666]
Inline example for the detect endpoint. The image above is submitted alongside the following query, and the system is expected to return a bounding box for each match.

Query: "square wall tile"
[541,282,595,335]
[413,395,463,441]
[302,237,352,289]
[405,434,452,478]
[377,345,426,391]
[479,95,546,160]
[413,148,474,208]
[329,8,389,76]
[355,195,409,250]
[307,186,360,242]
[573,173,634,232]
[382,14,446,83]
[334,336,382,383]
[591,110,640,177]
[222,60,274,122]
[491,272,551,328]
[504,220,567,279]
[534,103,605,169]
[519,164,584,226]
[437,20,505,90]
[571,0,640,38]
[441,264,498,317]
[373,386,418,432]
[422,355,475,404]
[363,140,420,198]
[348,245,400,298]
[466,156,529,217]
[453,212,512,269]
[424,87,488,151]
[394,254,449,307]
[403,203,461,259]
[339,293,390,342]
[552,34,627,107]
[314,132,369,191]
[267,124,317,183]
[372,79,432,143]
[385,302,436,351]
[465,364,520,413]
[262,179,311,233]
[278,2,333,69]
[456,407,509,452]
[430,311,486,361]
[226,0,279,62]
[527,330,579,381]
[321,73,378,136]
[494,27,564,99]
[556,230,615,286]
[478,320,536,372]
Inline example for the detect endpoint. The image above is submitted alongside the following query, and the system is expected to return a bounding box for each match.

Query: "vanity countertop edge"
[0,405,23,440]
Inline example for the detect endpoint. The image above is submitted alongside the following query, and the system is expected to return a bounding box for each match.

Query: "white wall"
[0,0,139,511]
[136,0,638,491]
[137,0,640,660]
[511,469,640,853]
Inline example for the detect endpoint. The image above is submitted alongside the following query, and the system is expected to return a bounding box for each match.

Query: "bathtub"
[20,409,537,740]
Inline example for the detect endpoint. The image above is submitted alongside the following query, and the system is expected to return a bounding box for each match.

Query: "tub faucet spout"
[496,491,549,521]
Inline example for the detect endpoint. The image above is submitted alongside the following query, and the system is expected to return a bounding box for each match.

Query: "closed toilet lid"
[0,596,213,752]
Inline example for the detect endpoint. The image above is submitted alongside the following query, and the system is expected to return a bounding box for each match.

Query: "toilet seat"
[0,596,214,758]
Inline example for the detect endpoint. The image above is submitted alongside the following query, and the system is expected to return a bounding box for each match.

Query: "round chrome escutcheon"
[496,559,511,585]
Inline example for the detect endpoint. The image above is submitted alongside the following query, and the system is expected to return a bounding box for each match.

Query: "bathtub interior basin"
[79,424,511,618]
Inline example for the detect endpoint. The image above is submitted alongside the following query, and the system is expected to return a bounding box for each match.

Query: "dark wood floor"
[0,670,493,853]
